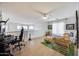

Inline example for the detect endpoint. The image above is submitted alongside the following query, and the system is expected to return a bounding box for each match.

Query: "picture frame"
[48,25,52,30]
[66,24,74,30]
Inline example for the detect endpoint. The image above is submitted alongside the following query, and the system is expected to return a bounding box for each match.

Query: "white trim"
[78,49,79,56]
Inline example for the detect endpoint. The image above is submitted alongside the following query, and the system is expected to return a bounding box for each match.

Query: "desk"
[4,35,15,44]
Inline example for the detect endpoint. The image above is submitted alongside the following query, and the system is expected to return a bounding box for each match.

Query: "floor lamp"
[76,10,79,48]
[76,10,79,56]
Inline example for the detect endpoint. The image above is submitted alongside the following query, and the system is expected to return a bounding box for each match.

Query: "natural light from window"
[23,26,28,30]
[17,25,21,30]
[52,21,64,36]
[29,26,34,30]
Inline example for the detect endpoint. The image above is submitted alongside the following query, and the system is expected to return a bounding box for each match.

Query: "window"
[29,26,34,30]
[17,25,21,30]
[52,22,64,36]
[23,26,28,30]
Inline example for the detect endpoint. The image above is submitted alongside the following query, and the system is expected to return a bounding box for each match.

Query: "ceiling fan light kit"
[43,16,47,19]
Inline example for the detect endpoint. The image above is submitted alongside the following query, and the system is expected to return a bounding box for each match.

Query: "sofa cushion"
[54,38,71,48]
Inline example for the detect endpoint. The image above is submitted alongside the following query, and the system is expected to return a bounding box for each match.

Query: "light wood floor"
[12,38,64,56]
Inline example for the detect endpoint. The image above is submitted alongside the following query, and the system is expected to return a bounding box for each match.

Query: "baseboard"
[31,36,44,40]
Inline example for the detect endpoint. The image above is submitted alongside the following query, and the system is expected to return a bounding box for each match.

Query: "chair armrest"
[14,36,18,41]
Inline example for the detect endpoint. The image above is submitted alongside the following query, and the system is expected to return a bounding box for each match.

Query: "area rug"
[41,42,74,56]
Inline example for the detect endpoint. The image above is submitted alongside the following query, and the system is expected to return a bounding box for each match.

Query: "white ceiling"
[0,2,77,23]
[0,2,68,12]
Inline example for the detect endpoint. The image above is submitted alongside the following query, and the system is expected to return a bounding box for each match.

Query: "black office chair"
[11,27,25,50]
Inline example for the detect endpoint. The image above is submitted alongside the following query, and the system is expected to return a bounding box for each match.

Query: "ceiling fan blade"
[32,9,45,15]
[46,8,55,15]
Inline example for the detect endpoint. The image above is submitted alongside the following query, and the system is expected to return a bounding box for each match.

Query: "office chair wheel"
[18,47,21,50]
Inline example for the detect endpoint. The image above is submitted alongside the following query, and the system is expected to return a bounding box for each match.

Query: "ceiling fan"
[33,9,54,20]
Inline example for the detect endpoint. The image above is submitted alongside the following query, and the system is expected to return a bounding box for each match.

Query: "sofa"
[44,34,74,56]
